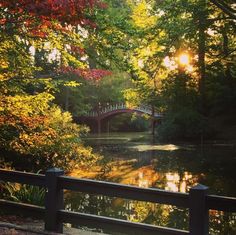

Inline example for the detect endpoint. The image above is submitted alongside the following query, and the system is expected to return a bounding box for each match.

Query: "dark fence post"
[45,168,64,233]
[189,184,209,235]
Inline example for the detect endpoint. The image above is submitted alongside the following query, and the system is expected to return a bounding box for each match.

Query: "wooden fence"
[0,168,236,235]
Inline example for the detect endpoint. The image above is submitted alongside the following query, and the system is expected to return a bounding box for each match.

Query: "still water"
[65,132,236,234]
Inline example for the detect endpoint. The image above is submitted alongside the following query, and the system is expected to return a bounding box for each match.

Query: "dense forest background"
[0,0,235,171]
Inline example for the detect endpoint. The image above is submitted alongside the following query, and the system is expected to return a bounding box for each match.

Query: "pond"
[65,132,236,234]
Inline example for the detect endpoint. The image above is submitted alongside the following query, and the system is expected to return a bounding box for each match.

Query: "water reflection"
[165,172,191,193]
[65,192,189,232]
[67,132,236,234]
[129,144,182,151]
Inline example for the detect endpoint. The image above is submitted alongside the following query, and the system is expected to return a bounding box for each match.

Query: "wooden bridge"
[0,168,236,235]
[80,103,163,134]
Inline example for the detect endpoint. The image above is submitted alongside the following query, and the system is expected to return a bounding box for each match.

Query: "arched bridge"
[85,103,163,120]
[79,103,163,134]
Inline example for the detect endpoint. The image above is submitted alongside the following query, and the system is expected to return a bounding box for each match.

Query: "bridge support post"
[97,118,101,134]
[107,120,110,134]
[151,119,155,135]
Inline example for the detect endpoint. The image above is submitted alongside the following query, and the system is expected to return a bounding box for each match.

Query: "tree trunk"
[222,26,232,82]
[198,0,207,115]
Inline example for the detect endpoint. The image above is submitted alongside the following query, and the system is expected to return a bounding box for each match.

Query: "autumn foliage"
[58,66,112,81]
[0,0,109,171]
[0,0,106,26]
[0,0,108,39]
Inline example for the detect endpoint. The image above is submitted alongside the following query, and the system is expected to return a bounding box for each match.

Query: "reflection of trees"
[64,192,189,231]
[209,210,236,235]
[65,191,235,234]
[71,139,236,233]
[139,147,236,196]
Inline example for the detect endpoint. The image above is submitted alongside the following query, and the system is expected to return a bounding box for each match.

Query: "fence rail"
[0,170,45,187]
[58,210,189,235]
[0,199,45,219]
[59,176,189,207]
[0,168,236,235]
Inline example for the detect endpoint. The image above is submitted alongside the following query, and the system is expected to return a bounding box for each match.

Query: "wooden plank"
[0,169,45,187]
[0,199,45,219]
[59,176,189,208]
[59,210,189,235]
[207,195,236,212]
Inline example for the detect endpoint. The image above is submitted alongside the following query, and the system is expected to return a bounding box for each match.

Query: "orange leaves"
[0,114,47,131]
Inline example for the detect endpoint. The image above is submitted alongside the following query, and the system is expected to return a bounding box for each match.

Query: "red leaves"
[0,18,6,25]
[79,69,112,81]
[1,0,107,37]
[70,45,85,55]
[81,20,97,28]
[58,66,112,81]
[96,1,108,9]
[1,0,106,26]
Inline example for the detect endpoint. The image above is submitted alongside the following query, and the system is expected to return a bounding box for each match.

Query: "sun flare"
[178,53,190,66]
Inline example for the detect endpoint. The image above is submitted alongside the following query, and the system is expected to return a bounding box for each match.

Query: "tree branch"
[210,0,236,20]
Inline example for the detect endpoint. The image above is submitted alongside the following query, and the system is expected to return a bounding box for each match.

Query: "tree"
[123,0,236,140]
[0,0,110,171]
[54,0,135,115]
[210,0,236,20]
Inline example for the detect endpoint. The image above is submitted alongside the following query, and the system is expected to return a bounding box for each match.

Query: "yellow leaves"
[130,0,157,28]
[64,81,81,87]
[0,93,55,117]
[124,88,142,107]
[0,59,8,69]
[0,73,9,82]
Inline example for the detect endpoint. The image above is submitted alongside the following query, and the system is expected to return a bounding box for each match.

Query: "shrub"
[1,183,45,206]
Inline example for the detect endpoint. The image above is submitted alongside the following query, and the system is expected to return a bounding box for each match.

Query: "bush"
[1,182,45,206]
[157,107,206,141]
[0,94,100,172]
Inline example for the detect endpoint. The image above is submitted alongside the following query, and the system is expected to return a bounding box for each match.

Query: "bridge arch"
[78,103,163,134]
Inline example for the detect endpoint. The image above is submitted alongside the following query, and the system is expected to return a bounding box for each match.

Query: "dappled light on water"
[69,132,236,234]
[72,160,199,193]
[129,144,180,151]
[165,172,194,193]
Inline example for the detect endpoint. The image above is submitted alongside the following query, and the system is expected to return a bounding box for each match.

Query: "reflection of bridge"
[79,103,163,134]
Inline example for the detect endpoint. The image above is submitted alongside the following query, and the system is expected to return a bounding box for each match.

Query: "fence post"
[45,168,64,233]
[189,184,209,235]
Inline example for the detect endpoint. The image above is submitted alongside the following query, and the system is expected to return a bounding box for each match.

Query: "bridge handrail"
[86,103,163,118]
[1,168,236,234]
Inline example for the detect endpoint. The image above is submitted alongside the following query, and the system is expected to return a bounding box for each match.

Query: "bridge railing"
[86,103,163,118]
[1,168,236,235]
